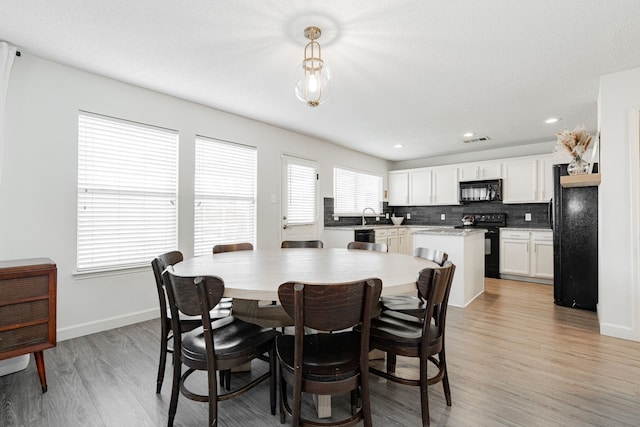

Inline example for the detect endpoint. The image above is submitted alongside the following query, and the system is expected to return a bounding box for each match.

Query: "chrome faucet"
[362,207,377,226]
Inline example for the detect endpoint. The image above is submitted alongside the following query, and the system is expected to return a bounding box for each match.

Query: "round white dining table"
[172,247,435,301]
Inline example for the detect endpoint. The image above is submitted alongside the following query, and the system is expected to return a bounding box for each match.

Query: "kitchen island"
[413,228,485,307]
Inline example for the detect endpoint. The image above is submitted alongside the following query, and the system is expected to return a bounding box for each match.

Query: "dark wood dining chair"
[367,261,456,426]
[281,240,324,248]
[151,251,231,394]
[212,242,254,254]
[213,242,294,329]
[276,277,382,427]
[379,247,449,317]
[163,267,278,427]
[347,241,388,252]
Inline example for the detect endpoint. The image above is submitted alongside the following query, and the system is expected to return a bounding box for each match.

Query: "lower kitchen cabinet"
[397,228,411,255]
[500,229,553,284]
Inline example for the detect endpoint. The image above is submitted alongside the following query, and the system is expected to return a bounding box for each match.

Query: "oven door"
[484,228,500,278]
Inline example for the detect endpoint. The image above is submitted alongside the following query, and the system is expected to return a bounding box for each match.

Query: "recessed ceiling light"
[545,117,560,124]
[393,144,403,149]
[463,132,474,138]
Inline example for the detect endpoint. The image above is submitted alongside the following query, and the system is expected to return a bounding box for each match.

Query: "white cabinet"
[390,154,556,206]
[386,228,399,253]
[502,158,538,203]
[530,231,554,279]
[375,228,388,247]
[388,166,456,206]
[388,171,409,205]
[537,156,555,202]
[388,169,431,206]
[500,229,553,283]
[397,227,411,255]
[430,166,459,205]
[500,230,531,276]
[458,161,503,181]
[503,155,557,203]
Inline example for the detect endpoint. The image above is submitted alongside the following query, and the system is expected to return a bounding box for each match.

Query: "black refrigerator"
[551,164,598,310]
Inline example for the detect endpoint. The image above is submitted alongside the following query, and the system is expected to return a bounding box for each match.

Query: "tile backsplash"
[324,198,550,228]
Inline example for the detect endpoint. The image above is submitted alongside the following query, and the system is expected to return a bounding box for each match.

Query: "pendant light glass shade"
[294,27,333,107]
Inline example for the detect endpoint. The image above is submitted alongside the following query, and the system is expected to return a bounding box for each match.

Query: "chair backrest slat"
[347,241,388,252]
[212,242,253,254]
[281,240,324,248]
[163,267,225,317]
[278,278,382,332]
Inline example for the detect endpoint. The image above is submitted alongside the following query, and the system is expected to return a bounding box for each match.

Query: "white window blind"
[285,157,317,225]
[333,167,383,215]
[194,137,257,256]
[77,112,178,272]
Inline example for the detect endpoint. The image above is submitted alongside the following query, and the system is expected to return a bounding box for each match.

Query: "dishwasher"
[354,229,375,243]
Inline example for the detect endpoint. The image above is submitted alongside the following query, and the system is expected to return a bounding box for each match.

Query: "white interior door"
[281,155,319,242]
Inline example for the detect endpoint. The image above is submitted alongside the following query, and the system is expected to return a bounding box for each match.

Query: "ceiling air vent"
[463,136,491,144]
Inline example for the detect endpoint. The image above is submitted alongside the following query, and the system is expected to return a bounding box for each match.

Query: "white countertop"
[412,227,486,237]
[501,227,552,232]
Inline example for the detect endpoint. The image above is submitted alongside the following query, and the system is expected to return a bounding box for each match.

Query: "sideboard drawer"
[0,299,50,330]
[0,274,49,302]
[0,323,49,352]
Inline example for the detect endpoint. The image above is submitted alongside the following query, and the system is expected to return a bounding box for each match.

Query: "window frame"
[333,166,384,216]
[193,136,257,256]
[76,111,179,273]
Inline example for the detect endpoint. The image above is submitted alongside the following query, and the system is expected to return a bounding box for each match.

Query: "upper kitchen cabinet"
[503,154,556,203]
[388,169,431,206]
[430,165,459,205]
[503,157,537,203]
[536,155,555,202]
[458,161,503,181]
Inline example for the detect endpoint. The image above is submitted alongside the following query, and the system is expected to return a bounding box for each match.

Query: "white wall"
[598,66,640,341]
[0,54,390,341]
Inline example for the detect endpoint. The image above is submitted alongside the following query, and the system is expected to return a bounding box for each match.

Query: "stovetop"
[455,212,507,229]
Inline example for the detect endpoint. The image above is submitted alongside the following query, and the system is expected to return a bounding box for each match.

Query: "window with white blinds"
[194,137,257,256]
[333,167,383,215]
[77,112,178,272]
[285,157,317,225]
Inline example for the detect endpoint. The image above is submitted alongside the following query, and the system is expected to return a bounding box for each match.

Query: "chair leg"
[279,374,287,424]
[269,348,277,416]
[224,369,231,391]
[157,323,169,393]
[167,353,181,427]
[207,362,219,427]
[360,378,373,427]
[419,356,430,426]
[386,353,397,373]
[440,351,452,406]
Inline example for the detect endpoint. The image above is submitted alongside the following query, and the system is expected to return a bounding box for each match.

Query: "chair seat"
[182,316,278,367]
[370,310,439,347]
[379,295,425,316]
[276,331,362,382]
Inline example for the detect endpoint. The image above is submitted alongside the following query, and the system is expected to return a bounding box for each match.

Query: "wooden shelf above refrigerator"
[560,173,601,188]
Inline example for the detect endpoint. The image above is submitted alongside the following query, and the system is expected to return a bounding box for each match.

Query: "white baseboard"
[599,321,637,341]
[57,308,158,342]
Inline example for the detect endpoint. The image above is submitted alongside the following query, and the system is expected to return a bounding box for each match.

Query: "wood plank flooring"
[2,278,640,426]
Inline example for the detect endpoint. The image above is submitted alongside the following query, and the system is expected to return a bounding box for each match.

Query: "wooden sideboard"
[0,258,57,392]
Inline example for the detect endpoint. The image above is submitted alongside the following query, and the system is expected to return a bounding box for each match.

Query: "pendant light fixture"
[294,26,333,107]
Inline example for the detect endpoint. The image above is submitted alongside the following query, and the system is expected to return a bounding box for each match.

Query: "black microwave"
[459,179,502,203]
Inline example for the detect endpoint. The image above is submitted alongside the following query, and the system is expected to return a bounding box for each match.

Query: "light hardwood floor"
[1,278,640,426]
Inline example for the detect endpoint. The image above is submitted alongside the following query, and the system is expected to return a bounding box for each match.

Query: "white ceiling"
[2,1,640,161]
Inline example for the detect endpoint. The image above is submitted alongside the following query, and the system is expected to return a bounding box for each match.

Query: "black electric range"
[455,213,506,278]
